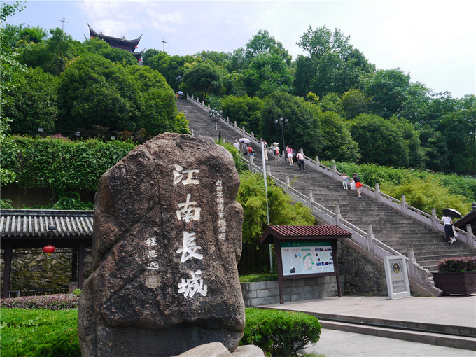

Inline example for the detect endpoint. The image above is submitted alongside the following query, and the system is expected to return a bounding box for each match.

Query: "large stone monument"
[78,133,245,357]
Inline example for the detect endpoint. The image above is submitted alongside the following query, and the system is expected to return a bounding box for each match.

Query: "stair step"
[180,99,476,284]
[320,320,476,351]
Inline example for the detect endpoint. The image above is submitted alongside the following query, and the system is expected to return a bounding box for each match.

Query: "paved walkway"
[261,295,476,356]
[304,329,476,356]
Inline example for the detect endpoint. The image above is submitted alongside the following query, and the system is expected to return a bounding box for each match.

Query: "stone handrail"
[186,94,472,295]
[243,155,441,296]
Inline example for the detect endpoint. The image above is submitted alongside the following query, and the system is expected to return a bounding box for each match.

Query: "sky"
[5,0,476,98]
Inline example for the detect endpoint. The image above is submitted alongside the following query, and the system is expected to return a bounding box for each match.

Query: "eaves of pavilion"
[0,209,93,298]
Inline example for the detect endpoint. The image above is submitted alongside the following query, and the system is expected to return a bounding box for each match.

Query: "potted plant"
[433,257,476,296]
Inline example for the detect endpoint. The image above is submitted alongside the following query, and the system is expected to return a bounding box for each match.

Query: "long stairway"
[176,98,476,274]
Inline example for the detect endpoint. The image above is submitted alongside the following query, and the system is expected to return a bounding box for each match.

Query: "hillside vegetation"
[2,3,474,212]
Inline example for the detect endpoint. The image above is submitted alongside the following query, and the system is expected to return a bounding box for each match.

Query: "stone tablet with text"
[78,133,245,357]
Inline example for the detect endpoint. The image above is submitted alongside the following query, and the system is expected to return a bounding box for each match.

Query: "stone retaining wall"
[337,239,388,296]
[241,275,343,307]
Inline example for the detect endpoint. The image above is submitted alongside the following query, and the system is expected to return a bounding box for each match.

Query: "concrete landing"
[259,295,476,353]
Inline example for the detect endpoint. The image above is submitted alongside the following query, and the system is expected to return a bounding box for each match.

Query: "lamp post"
[274,117,288,160]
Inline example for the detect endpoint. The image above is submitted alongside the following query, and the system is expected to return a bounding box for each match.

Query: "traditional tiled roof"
[88,23,142,47]
[454,204,476,231]
[0,209,93,237]
[260,225,351,244]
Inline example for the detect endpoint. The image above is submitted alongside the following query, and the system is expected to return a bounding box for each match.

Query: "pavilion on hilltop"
[87,24,144,62]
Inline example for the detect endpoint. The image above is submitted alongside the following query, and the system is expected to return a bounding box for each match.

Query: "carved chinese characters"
[78,133,245,357]
[174,164,207,298]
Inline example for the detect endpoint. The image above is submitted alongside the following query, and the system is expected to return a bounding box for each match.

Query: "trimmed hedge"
[1,136,136,192]
[1,300,321,357]
[241,308,321,357]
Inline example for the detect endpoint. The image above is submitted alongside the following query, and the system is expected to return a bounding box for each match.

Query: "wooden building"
[0,209,93,298]
[88,23,144,62]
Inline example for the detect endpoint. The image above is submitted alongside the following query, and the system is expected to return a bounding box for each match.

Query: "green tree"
[350,114,409,167]
[181,61,224,99]
[221,95,264,135]
[126,65,188,136]
[340,89,371,119]
[0,0,26,185]
[237,171,316,246]
[18,27,83,75]
[296,26,374,98]
[141,48,160,66]
[242,52,293,98]
[317,111,359,162]
[419,126,450,173]
[56,54,141,136]
[83,38,136,65]
[439,95,476,174]
[245,29,291,65]
[260,92,323,157]
[3,66,59,136]
[390,116,425,169]
[195,50,231,67]
[380,176,471,216]
[361,68,412,119]
[147,52,198,91]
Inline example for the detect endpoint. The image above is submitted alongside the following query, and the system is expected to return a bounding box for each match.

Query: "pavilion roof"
[88,23,142,47]
[260,225,351,244]
[0,209,93,238]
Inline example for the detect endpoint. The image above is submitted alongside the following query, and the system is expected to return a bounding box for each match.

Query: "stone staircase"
[176,98,476,275]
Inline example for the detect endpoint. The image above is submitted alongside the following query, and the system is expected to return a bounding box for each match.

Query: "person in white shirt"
[442,214,456,244]
[233,139,240,151]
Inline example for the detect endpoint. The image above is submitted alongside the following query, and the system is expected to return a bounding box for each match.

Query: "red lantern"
[43,245,56,255]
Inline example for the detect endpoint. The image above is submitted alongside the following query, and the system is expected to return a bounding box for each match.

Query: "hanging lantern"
[43,245,56,255]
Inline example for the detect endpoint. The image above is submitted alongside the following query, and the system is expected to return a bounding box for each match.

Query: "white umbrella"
[239,138,251,143]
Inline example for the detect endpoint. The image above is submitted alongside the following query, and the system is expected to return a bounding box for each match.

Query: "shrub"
[1,294,79,310]
[239,274,278,282]
[241,308,321,357]
[437,257,476,273]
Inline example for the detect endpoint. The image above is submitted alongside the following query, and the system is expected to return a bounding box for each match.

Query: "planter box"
[433,271,476,296]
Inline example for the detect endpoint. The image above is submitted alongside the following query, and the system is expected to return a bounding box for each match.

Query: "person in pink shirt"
[286,145,293,165]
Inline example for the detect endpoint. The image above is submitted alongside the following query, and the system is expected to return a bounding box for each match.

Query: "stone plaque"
[384,255,411,299]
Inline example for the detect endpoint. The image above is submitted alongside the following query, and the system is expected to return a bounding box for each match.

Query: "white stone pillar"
[335,206,341,226]
[431,209,438,231]
[375,183,381,202]
[401,195,407,214]
[332,160,337,180]
[466,224,476,250]
[367,225,374,253]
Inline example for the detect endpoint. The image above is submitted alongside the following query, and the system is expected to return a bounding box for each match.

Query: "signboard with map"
[280,241,334,276]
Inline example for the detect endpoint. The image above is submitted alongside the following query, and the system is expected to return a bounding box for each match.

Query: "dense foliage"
[3,2,476,175]
[1,300,320,357]
[241,308,321,357]
[437,257,476,273]
[237,171,316,274]
[2,136,136,192]
[328,161,474,216]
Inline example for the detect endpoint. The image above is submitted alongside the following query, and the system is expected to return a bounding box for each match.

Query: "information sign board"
[281,240,334,276]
